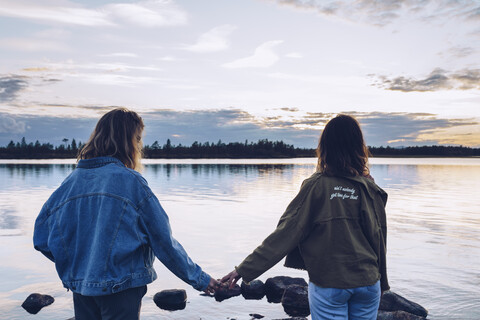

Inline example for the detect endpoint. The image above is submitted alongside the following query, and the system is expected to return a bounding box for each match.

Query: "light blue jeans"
[308,281,381,320]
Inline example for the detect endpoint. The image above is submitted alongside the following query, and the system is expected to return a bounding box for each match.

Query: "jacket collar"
[77,156,124,169]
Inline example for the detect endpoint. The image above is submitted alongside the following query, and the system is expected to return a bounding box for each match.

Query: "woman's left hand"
[220,269,241,289]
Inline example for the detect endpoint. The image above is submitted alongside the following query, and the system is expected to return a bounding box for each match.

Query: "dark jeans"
[73,285,147,320]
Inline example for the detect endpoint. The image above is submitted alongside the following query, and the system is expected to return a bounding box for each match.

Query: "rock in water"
[281,284,310,317]
[379,291,428,318]
[377,310,427,320]
[153,289,187,311]
[265,276,308,303]
[249,313,264,319]
[242,280,266,300]
[21,293,54,314]
[214,283,242,302]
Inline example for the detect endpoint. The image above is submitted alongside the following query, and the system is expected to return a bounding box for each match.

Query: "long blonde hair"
[78,108,144,171]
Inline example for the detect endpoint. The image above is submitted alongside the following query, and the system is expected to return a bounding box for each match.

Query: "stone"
[249,313,264,319]
[214,283,242,302]
[241,280,266,300]
[379,291,428,318]
[377,310,427,320]
[21,293,55,314]
[281,284,310,317]
[265,276,308,303]
[153,289,187,311]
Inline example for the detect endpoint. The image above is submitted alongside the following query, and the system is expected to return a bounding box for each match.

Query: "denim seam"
[48,193,138,217]
[104,202,128,276]
[52,210,72,278]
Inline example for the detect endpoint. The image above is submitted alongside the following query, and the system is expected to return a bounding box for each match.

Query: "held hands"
[203,269,242,295]
[204,277,221,295]
[220,269,242,289]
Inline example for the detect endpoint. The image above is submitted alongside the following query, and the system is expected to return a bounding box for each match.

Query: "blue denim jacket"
[33,156,211,296]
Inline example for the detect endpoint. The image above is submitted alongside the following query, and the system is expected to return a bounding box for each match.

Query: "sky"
[0,0,479,148]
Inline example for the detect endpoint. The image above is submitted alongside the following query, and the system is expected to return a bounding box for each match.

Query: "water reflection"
[0,159,479,319]
[147,163,295,179]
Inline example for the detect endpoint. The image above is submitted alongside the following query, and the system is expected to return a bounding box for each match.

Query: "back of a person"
[43,157,154,296]
[299,174,380,290]
[34,108,217,320]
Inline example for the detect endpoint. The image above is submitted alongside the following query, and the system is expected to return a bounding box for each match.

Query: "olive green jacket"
[236,172,390,291]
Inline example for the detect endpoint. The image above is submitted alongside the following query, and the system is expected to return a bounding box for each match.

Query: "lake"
[0,158,479,320]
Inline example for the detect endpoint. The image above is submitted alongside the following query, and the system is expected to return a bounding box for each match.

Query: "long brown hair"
[78,108,144,171]
[316,114,370,176]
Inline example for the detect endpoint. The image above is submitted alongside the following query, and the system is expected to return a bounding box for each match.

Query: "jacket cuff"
[235,264,254,283]
[194,271,211,291]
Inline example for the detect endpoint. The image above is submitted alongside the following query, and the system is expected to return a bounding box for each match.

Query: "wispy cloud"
[0,1,113,27]
[0,0,187,27]
[270,0,480,26]
[373,68,480,92]
[223,40,283,69]
[182,25,237,53]
[103,0,188,28]
[0,75,28,102]
[443,46,476,59]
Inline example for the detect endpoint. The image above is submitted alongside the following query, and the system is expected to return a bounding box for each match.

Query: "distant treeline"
[0,137,479,159]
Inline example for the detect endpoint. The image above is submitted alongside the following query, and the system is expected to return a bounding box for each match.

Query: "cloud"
[182,25,237,53]
[373,68,480,92]
[104,0,187,28]
[443,46,476,59]
[1,108,479,147]
[0,1,113,27]
[351,112,478,146]
[0,0,187,27]
[279,107,299,112]
[223,40,283,69]
[270,0,480,26]
[0,115,26,134]
[0,75,28,102]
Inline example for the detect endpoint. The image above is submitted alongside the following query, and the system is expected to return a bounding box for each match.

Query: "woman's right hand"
[204,277,220,295]
[221,269,241,289]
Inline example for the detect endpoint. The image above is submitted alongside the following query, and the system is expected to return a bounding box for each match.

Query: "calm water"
[0,158,479,320]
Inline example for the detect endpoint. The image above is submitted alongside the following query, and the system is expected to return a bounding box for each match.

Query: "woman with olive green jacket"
[222,114,389,320]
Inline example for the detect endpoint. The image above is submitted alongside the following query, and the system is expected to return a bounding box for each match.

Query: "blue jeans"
[308,281,381,320]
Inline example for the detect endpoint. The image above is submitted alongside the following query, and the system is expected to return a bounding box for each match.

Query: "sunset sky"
[0,0,479,148]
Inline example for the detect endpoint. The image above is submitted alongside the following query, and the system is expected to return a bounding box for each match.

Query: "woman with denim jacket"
[222,114,389,320]
[33,108,218,320]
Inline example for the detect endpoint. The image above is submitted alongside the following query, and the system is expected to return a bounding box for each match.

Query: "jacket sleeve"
[137,194,211,291]
[236,178,318,282]
[376,191,389,291]
[33,203,55,262]
[361,187,390,292]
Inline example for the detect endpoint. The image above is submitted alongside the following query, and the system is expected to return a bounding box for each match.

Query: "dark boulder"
[377,310,427,320]
[380,291,428,318]
[21,293,54,314]
[281,284,310,317]
[214,283,242,302]
[153,289,187,311]
[241,280,266,300]
[265,276,308,303]
[249,313,264,319]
